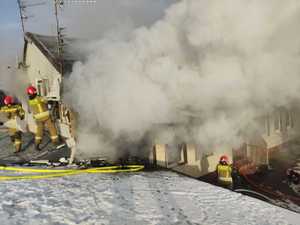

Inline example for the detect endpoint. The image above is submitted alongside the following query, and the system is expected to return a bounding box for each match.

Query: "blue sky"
[1,0,19,25]
[0,0,54,61]
[0,0,23,61]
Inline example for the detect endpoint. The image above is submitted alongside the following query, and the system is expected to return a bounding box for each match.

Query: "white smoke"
[62,0,178,39]
[65,0,300,160]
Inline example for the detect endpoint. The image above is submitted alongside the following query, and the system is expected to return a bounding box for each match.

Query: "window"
[274,112,280,131]
[266,114,270,136]
[286,110,290,128]
[279,110,283,131]
[289,110,294,128]
[36,79,50,97]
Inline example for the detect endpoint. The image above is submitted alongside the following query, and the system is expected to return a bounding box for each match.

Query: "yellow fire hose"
[0,165,144,181]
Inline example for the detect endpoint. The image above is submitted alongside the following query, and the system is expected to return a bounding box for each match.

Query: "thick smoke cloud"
[1,0,176,160]
[1,0,176,100]
[65,0,300,160]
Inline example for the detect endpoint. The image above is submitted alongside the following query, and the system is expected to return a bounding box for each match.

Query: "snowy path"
[0,171,299,225]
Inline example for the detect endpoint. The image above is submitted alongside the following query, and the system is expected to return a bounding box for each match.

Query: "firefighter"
[26,85,59,150]
[0,96,25,153]
[216,155,233,188]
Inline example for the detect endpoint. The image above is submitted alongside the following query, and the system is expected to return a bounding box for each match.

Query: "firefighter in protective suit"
[0,96,25,153]
[26,86,59,150]
[216,155,233,188]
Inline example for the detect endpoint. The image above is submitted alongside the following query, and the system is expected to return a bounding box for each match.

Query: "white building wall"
[261,108,298,149]
[24,42,62,101]
[151,143,233,177]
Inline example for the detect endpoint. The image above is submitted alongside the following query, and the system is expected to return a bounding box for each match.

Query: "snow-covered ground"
[0,171,299,225]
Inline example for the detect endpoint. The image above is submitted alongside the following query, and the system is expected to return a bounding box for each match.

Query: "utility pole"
[17,0,25,33]
[53,0,65,75]
[53,0,97,76]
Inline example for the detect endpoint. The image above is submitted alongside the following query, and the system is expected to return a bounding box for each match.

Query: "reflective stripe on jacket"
[33,111,50,121]
[217,164,233,183]
[28,97,50,121]
[0,105,25,120]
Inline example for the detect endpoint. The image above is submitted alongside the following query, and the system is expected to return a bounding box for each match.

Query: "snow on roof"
[0,171,298,224]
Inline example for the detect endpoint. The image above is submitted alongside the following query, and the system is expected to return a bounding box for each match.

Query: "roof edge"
[24,32,62,74]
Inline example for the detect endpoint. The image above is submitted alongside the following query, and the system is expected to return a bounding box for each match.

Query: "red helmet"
[3,96,14,105]
[219,155,229,164]
[27,85,37,95]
